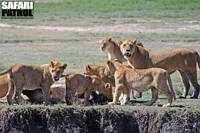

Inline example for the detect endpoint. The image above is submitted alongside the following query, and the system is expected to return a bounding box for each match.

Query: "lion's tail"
[0,67,12,76]
[196,52,200,69]
[167,74,176,101]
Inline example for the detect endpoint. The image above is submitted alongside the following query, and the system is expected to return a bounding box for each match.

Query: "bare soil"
[1,20,200,34]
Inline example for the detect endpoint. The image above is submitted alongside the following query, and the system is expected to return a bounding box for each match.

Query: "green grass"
[1,0,200,25]
[35,0,200,17]
[36,0,200,12]
[35,0,200,21]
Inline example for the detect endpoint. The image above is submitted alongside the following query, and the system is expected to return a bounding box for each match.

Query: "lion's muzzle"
[124,52,131,58]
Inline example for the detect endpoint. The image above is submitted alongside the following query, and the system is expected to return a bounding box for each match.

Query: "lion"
[100,38,143,98]
[84,63,139,100]
[0,75,16,104]
[84,63,129,100]
[0,60,67,105]
[100,38,143,63]
[84,64,114,90]
[105,60,176,107]
[100,38,126,63]
[0,75,66,104]
[65,72,111,105]
[120,40,200,99]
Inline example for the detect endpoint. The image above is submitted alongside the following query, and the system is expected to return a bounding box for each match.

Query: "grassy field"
[0,0,200,107]
[35,0,200,20]
[1,0,200,25]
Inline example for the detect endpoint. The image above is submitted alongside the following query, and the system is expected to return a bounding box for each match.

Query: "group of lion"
[0,37,200,107]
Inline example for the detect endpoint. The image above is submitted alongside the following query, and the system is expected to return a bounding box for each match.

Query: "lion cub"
[84,64,114,100]
[0,60,67,105]
[65,72,110,105]
[105,60,176,107]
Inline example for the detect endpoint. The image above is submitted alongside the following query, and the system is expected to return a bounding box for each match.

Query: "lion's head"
[89,75,112,99]
[120,40,143,59]
[104,59,121,77]
[84,64,105,77]
[49,60,67,81]
[100,37,116,52]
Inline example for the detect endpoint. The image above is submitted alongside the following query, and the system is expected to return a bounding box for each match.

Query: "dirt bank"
[0,106,199,133]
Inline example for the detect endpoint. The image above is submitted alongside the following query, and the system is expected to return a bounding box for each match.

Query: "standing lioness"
[0,61,67,104]
[100,38,144,98]
[120,40,200,98]
[100,38,144,63]
[105,60,175,107]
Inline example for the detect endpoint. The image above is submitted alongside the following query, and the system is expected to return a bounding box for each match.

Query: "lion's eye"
[52,70,55,73]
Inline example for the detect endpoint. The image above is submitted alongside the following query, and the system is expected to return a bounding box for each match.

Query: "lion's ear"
[137,42,144,47]
[85,64,92,70]
[62,64,68,69]
[105,83,111,89]
[49,61,55,68]
[132,39,137,44]
[116,40,123,46]
[106,60,112,65]
[107,60,114,68]
[108,37,112,41]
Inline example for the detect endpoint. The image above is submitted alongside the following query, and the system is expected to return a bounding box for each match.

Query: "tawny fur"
[105,60,175,107]
[100,38,144,98]
[120,41,200,98]
[100,38,143,63]
[0,61,67,105]
[84,63,137,100]
[100,38,126,63]
[84,63,114,100]
[0,75,16,104]
[65,72,111,105]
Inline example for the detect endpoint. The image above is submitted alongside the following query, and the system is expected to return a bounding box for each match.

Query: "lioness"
[0,61,67,104]
[105,60,175,107]
[0,75,15,104]
[120,40,200,99]
[84,63,136,100]
[101,38,126,63]
[100,38,143,98]
[65,72,111,105]
[100,38,143,63]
